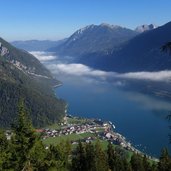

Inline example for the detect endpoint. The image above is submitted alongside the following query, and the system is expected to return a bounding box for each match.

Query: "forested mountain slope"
[0,37,66,128]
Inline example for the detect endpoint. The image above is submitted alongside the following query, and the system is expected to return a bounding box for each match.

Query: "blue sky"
[0,0,171,41]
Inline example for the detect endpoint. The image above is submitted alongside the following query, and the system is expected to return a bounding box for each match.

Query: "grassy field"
[42,132,112,152]
[46,123,62,130]
[46,116,93,130]
[67,117,93,125]
[43,116,134,162]
[42,131,134,164]
[42,132,96,146]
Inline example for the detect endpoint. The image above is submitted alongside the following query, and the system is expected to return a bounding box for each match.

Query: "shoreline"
[53,83,63,88]
[44,113,159,162]
[84,116,158,162]
[74,115,159,162]
[53,83,159,162]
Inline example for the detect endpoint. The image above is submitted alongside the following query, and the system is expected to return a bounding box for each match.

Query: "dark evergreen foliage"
[161,42,171,54]
[0,38,66,128]
[0,101,171,171]
[158,148,171,171]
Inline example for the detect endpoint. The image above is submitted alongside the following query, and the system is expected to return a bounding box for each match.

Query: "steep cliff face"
[0,42,9,56]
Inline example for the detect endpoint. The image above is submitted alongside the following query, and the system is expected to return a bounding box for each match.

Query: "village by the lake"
[36,114,159,162]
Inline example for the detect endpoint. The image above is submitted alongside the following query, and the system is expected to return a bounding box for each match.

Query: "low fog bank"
[30,51,171,83]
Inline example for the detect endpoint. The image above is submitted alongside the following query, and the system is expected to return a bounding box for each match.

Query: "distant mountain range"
[0,37,65,128]
[3,21,170,126]
[77,22,171,72]
[11,23,158,60]
[47,23,139,57]
[11,22,168,74]
[11,39,67,51]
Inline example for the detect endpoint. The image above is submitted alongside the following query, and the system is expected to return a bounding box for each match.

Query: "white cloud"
[30,51,56,62]
[48,63,171,82]
[31,51,171,82]
[48,63,109,77]
[118,71,171,82]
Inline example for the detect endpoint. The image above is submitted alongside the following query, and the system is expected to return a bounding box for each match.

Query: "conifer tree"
[60,140,72,168]
[142,155,152,171]
[94,140,108,171]
[130,153,144,171]
[0,130,9,170]
[29,140,48,170]
[10,99,37,170]
[71,141,86,171]
[161,42,171,54]
[85,142,95,171]
[47,141,71,170]
[158,148,171,171]
[107,141,116,171]
[122,158,132,171]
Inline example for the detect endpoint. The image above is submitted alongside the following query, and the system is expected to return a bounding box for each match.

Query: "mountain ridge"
[48,23,138,57]
[11,39,67,51]
[76,21,171,72]
[0,37,66,128]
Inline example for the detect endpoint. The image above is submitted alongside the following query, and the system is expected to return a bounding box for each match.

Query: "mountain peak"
[75,24,95,35]
[135,24,158,33]
[49,23,138,57]
[100,23,121,29]
[75,23,123,36]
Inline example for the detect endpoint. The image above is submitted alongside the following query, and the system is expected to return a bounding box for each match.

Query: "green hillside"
[0,37,66,128]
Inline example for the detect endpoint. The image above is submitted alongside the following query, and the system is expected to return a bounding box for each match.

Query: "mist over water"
[31,51,171,157]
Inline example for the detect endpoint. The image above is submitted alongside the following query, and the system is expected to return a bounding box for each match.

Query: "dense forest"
[0,37,66,128]
[0,101,171,171]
